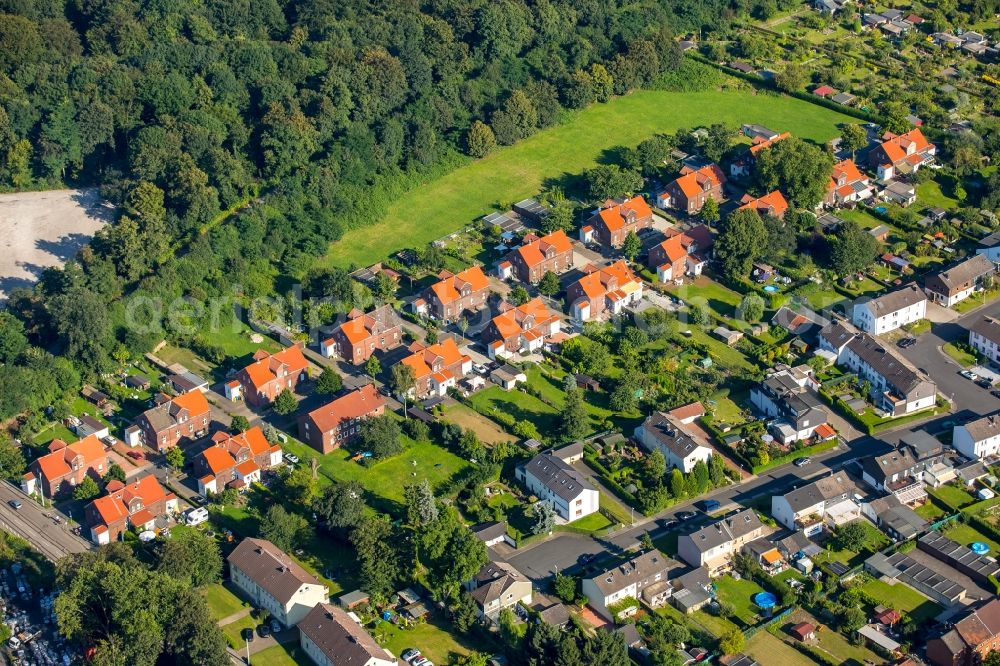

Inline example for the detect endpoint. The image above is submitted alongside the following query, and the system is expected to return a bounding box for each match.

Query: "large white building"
[969,315,1000,365]
[633,412,713,473]
[750,365,832,444]
[953,412,1000,460]
[298,603,397,666]
[852,283,926,335]
[515,450,599,523]
[227,538,329,628]
[923,255,995,308]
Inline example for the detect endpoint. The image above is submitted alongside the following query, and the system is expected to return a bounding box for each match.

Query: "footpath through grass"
[318,88,854,268]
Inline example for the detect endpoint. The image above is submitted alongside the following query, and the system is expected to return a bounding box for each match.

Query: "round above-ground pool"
[971,542,989,555]
[754,591,778,609]
[763,285,778,293]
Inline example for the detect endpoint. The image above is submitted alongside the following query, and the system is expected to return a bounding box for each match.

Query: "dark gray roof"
[878,504,927,539]
[470,561,529,606]
[585,550,677,596]
[512,198,551,222]
[639,412,710,461]
[820,321,857,349]
[682,509,764,554]
[470,521,508,543]
[925,255,995,297]
[979,231,1000,249]
[780,474,856,512]
[861,448,919,482]
[537,602,570,626]
[846,333,934,399]
[522,452,595,501]
[862,283,925,317]
[298,603,393,664]
[227,538,322,605]
[970,316,1000,347]
[168,371,207,392]
[553,441,584,461]
[867,550,966,600]
[919,531,1000,580]
[771,305,830,336]
[898,430,944,459]
[337,589,369,607]
[756,370,827,429]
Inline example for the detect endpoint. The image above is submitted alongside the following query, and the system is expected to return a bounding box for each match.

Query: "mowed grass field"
[319,87,855,268]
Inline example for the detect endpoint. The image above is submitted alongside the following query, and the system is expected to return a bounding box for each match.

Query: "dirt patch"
[442,403,512,444]
[0,188,114,300]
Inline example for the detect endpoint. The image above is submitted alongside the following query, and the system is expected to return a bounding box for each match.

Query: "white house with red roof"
[565,260,643,321]
[192,426,283,495]
[84,475,178,544]
[398,337,473,398]
[868,129,936,182]
[481,298,562,360]
[823,159,873,207]
[22,435,108,499]
[500,230,574,283]
[225,345,310,408]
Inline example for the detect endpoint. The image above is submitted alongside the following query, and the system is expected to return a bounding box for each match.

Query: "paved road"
[898,297,1000,417]
[0,482,91,562]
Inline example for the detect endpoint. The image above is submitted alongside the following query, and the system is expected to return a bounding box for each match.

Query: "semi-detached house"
[416,266,490,322]
[819,321,937,417]
[566,260,643,322]
[319,305,403,365]
[969,315,1000,364]
[852,283,927,335]
[398,338,472,399]
[661,164,726,215]
[677,509,768,574]
[926,598,1000,666]
[860,448,927,505]
[582,550,678,621]
[135,389,211,452]
[823,158,873,207]
[85,475,177,544]
[751,365,833,445]
[647,230,707,283]
[193,426,283,495]
[633,412,713,474]
[868,128,936,182]
[481,297,561,361]
[584,196,653,248]
[953,411,1000,461]
[738,190,788,219]
[297,603,397,666]
[227,537,329,628]
[500,229,573,284]
[298,384,386,454]
[226,346,310,408]
[465,561,533,622]
[516,450,599,523]
[22,435,107,499]
[771,473,859,537]
[924,255,995,308]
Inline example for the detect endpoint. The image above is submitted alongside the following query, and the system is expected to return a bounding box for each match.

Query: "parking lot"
[1,564,76,665]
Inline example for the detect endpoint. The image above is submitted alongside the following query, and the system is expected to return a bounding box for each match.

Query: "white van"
[185,507,209,526]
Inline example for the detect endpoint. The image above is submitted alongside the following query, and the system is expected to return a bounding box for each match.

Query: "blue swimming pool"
[754,591,778,609]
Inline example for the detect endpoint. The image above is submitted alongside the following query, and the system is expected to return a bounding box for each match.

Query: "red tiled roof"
[572,260,640,301]
[429,266,490,305]
[671,164,725,199]
[668,401,706,421]
[595,196,652,232]
[34,434,106,483]
[514,230,572,268]
[748,132,791,156]
[401,338,469,380]
[201,447,237,475]
[243,346,309,391]
[739,190,788,217]
[171,389,210,416]
[305,385,385,433]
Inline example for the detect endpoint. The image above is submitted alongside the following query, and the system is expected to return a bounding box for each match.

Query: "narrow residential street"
[0,482,91,562]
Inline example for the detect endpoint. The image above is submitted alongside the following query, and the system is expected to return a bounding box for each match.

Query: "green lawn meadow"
[319,87,854,268]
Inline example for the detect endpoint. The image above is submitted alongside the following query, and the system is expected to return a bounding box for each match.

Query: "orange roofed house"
[133,390,211,452]
[730,131,790,178]
[647,229,707,283]
[22,435,107,499]
[582,196,653,249]
[660,164,726,215]
[566,260,643,322]
[192,426,283,495]
[84,475,178,544]
[823,159,873,208]
[225,345,309,408]
[298,385,386,454]
[481,297,562,361]
[499,230,574,284]
[868,128,936,182]
[398,337,473,398]
[739,190,789,219]
[414,266,490,322]
[319,305,403,365]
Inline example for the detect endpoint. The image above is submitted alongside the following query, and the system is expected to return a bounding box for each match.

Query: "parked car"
[660,519,679,530]
[897,337,917,349]
[991,390,1000,400]
[793,457,812,467]
[473,363,489,375]
[676,510,696,522]
[7,500,21,510]
[960,370,979,381]
[190,494,206,506]
[700,500,721,513]
[126,450,144,460]
[284,453,300,464]
[401,649,421,663]
[976,378,994,389]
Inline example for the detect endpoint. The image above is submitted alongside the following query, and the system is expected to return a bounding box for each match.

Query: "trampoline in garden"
[754,592,778,610]
[971,542,989,555]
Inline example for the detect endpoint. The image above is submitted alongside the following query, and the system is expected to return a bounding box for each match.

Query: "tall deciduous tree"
[404,478,439,526]
[465,121,497,158]
[272,388,297,415]
[315,367,343,395]
[830,220,879,276]
[351,516,403,600]
[314,480,367,533]
[715,208,766,281]
[358,414,402,459]
[560,386,589,441]
[755,137,834,209]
